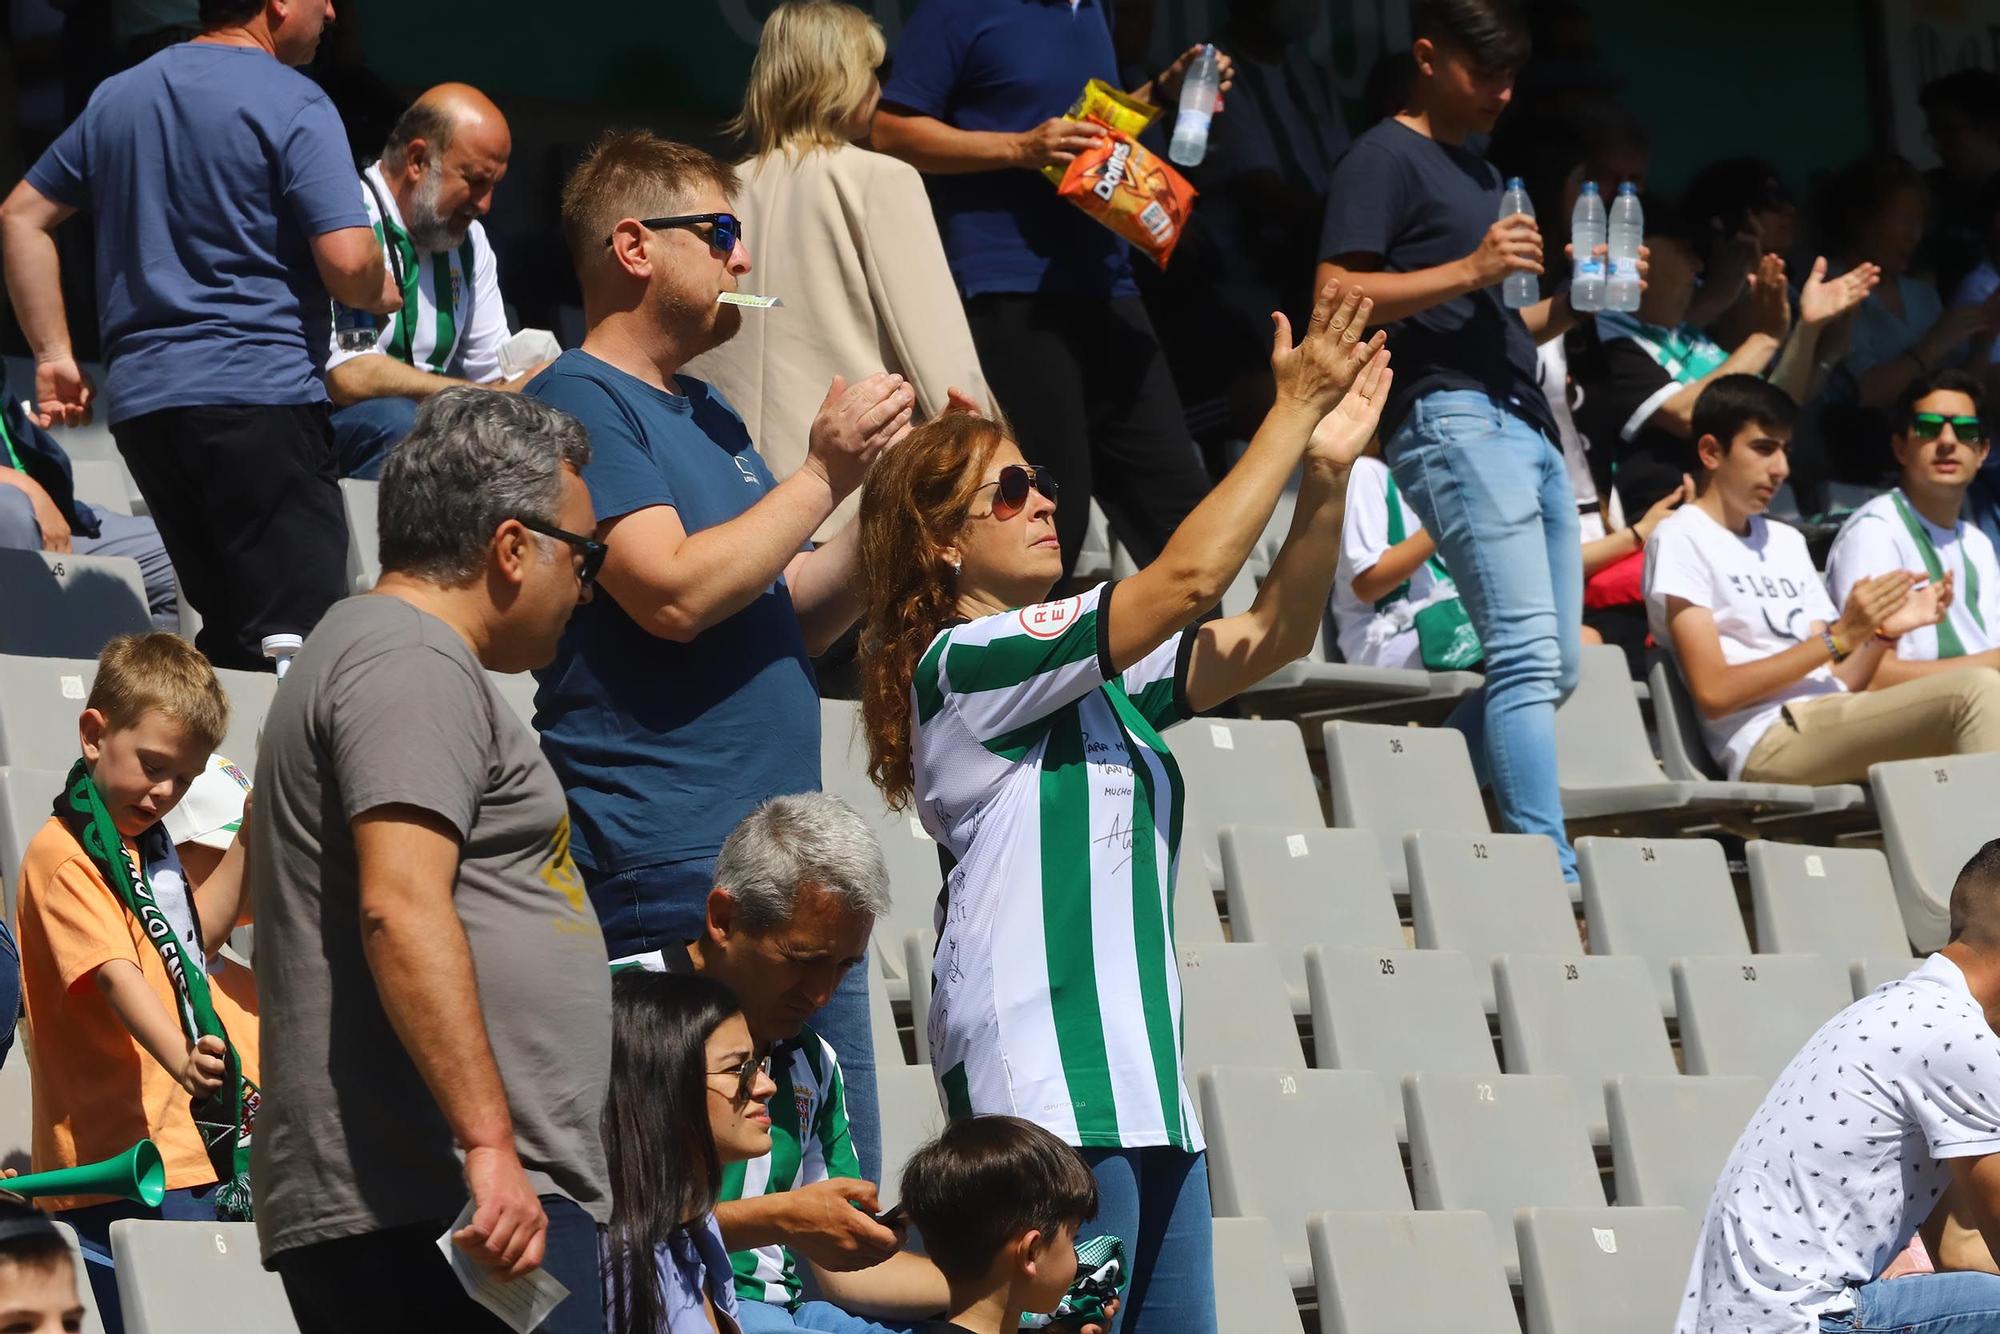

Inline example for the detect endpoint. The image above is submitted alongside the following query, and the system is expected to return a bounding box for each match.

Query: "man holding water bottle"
[1315,0,1610,888]
[0,0,400,672]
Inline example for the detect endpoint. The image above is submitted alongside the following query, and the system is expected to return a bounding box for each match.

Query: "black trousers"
[965,293,1213,574]
[112,403,349,670]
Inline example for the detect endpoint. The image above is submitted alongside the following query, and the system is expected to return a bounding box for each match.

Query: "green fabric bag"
[1382,477,1483,671]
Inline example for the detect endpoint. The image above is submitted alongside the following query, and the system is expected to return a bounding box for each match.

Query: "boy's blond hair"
[85,633,229,754]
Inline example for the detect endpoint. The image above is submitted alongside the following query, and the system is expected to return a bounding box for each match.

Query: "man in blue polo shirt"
[873,0,1228,575]
[0,0,399,670]
[526,130,913,1185]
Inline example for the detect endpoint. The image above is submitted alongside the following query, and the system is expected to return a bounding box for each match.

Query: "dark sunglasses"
[1911,412,1985,443]
[710,1050,769,1102]
[604,212,744,254]
[973,464,1059,521]
[515,515,607,589]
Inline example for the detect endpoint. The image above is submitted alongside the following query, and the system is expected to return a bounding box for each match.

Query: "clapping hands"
[1270,280,1385,418]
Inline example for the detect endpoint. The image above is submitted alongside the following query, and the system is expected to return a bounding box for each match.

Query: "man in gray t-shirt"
[249,390,611,1334]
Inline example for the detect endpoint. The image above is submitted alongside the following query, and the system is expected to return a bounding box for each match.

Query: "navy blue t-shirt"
[25,44,368,424]
[882,0,1137,300]
[524,351,820,873]
[1318,118,1556,444]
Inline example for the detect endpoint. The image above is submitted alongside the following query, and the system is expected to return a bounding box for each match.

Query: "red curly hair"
[857,412,1009,809]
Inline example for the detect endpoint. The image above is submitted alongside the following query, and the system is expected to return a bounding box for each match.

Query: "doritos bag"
[1056,117,1197,270]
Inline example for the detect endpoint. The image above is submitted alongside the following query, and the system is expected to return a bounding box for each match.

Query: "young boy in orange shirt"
[14,633,257,1332]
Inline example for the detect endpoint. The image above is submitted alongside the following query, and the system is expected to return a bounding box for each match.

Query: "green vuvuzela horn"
[6,1140,164,1207]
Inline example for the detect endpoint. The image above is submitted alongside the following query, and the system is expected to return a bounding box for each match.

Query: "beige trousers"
[1742,666,2000,785]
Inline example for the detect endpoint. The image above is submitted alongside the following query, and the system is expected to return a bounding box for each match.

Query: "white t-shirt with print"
[1677,954,2000,1332]
[1826,490,2000,662]
[1537,339,1621,540]
[1644,506,1844,779]
[1330,456,1457,669]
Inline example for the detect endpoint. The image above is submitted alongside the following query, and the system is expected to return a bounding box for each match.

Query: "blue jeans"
[584,856,881,1187]
[1386,390,1583,882]
[736,1299,918,1333]
[1077,1148,1215,1334]
[61,1184,217,1334]
[1819,1272,2000,1331]
[330,397,419,480]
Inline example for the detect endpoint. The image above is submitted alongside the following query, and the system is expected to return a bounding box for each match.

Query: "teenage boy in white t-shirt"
[1678,839,2000,1333]
[1643,374,2000,784]
[1827,369,2000,686]
[1330,453,1464,670]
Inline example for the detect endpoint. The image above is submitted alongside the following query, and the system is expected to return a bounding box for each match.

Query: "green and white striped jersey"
[910,581,1201,1152]
[717,1026,858,1309]
[325,161,508,383]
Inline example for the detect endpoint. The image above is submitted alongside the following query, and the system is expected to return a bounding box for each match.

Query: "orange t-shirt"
[15,816,260,1210]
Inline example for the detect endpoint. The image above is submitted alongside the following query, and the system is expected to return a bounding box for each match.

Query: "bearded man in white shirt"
[326,83,545,480]
[1642,373,2000,785]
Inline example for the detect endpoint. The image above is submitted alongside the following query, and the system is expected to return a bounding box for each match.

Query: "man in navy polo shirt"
[526,130,913,1186]
[873,0,1228,575]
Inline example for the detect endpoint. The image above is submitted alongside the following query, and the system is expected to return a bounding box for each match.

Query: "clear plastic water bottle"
[332,301,380,353]
[1500,177,1539,309]
[1569,180,1606,313]
[1168,44,1221,167]
[1606,182,1645,313]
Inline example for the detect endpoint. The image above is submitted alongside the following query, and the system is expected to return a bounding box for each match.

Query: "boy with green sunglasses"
[1827,369,2000,686]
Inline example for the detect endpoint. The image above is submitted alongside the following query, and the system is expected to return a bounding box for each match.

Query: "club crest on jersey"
[795,1086,815,1134]
[1020,595,1082,639]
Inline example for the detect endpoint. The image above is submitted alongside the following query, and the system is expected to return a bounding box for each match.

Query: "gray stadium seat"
[1174,862,1225,946]
[1075,501,1115,584]
[1323,720,1489,895]
[1517,1205,1701,1334]
[820,699,943,1002]
[0,549,150,658]
[1557,645,1817,828]
[55,1220,106,1334]
[1180,942,1304,1071]
[111,1220,302,1334]
[211,666,274,768]
[1673,954,1854,1080]
[1494,952,1676,1144]
[1606,1074,1765,1212]
[1211,1217,1306,1334]
[1407,830,1578,1011]
[1167,717,1324,893]
[1851,956,1921,998]
[1,767,64,921]
[879,1063,945,1197]
[1219,826,1401,1011]
[1577,835,1747,1017]
[1311,1210,1519,1334]
[67,458,139,516]
[1307,946,1497,1139]
[0,1030,32,1173]
[486,670,540,732]
[1405,1071,1606,1278]
[868,956,905,1067]
[339,477,380,595]
[903,928,935,1054]
[1199,1066,1410,1288]
[0,654,94,769]
[1871,752,2000,951]
[1747,840,1911,962]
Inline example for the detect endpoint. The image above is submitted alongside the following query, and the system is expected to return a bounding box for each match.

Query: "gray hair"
[378,387,591,584]
[715,793,892,932]
[383,100,458,172]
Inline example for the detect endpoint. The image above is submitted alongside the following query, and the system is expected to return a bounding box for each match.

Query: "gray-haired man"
[636,794,954,1333]
[250,388,611,1334]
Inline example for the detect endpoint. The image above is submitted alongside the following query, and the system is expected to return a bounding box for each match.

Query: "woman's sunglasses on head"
[1911,412,1985,443]
[974,464,1060,521]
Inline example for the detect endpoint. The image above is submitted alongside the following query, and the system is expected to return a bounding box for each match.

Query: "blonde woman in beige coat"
[684,0,990,538]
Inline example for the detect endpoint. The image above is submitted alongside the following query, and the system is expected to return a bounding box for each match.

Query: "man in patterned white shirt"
[1678,840,2000,1333]
[327,83,544,479]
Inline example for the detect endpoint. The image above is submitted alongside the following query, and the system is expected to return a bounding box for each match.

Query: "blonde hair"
[560,130,740,266]
[727,1,886,159]
[86,633,229,754]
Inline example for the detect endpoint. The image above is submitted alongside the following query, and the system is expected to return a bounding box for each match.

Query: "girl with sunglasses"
[853,280,1388,1334]
[602,970,777,1334]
